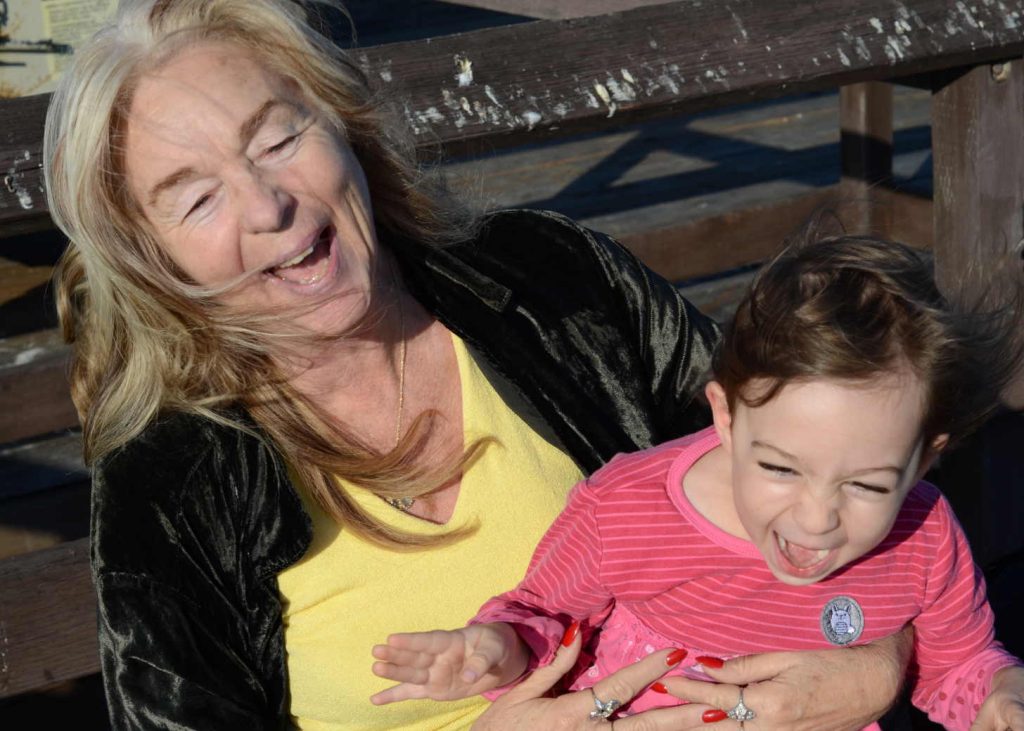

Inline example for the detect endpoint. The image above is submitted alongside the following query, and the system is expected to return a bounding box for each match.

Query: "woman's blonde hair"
[45,0,482,548]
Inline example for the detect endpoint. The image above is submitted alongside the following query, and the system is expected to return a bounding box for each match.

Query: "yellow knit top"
[277,332,583,730]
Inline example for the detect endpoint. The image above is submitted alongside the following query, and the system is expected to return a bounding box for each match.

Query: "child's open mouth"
[774,533,835,578]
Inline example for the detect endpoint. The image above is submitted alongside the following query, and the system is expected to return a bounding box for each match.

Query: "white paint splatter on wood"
[455,55,474,87]
[13,348,46,366]
[521,110,541,129]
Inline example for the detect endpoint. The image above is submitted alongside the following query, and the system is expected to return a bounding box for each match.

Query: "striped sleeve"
[911,493,1022,730]
[471,477,614,671]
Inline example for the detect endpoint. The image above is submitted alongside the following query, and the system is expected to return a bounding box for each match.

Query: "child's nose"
[793,493,840,534]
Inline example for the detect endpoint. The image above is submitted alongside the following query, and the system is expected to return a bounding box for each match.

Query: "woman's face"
[124,42,379,333]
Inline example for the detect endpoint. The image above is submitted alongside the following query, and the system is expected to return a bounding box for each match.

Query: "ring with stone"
[726,687,756,723]
[588,687,621,721]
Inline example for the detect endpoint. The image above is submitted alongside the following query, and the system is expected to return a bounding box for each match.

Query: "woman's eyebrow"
[147,99,302,208]
[239,99,286,147]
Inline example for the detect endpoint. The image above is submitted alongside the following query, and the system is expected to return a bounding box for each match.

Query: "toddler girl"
[371,233,1024,730]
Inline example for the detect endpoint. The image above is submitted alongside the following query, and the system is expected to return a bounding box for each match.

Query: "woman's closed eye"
[185,192,214,218]
[264,133,299,156]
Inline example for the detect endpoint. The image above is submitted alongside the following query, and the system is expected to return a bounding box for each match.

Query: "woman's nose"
[238,169,294,233]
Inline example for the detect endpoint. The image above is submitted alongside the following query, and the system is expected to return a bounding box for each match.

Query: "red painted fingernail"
[666,648,688,666]
[651,682,668,694]
[561,620,581,647]
[696,655,724,669]
[702,709,728,723]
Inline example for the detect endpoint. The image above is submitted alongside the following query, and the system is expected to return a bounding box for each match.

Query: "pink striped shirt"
[473,428,1020,729]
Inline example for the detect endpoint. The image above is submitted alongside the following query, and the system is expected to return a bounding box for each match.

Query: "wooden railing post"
[932,59,1024,409]
[930,59,1024,570]
[839,82,893,237]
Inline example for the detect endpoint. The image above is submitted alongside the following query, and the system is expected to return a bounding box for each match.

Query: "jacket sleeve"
[90,422,296,731]
[471,478,614,675]
[94,571,288,730]
[587,226,722,441]
[910,494,1023,730]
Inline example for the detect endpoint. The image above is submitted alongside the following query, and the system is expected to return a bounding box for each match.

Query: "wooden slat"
[840,81,894,236]
[931,59,1024,408]
[623,186,933,282]
[0,340,76,444]
[3,0,1024,229]
[0,537,98,697]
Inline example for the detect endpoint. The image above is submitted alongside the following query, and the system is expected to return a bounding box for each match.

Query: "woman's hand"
[371,623,529,704]
[971,665,1024,731]
[473,634,724,730]
[663,627,914,731]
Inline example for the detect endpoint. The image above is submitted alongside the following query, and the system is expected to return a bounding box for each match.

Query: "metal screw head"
[992,63,1011,82]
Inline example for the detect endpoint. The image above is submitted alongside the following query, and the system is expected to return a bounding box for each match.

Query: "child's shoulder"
[890,480,959,543]
[585,427,718,499]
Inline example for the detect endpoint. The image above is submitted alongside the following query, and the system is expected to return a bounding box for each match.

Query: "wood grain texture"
[840,81,894,236]
[0,537,98,697]
[3,0,1023,227]
[931,59,1024,407]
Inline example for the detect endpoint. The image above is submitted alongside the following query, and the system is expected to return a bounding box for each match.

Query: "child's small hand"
[972,665,1024,730]
[370,622,528,705]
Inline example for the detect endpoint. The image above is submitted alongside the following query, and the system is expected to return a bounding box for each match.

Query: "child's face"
[708,373,945,586]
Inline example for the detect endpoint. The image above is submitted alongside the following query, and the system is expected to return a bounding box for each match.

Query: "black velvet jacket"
[91,209,721,730]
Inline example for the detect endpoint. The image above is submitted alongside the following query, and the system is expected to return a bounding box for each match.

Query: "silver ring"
[588,687,621,721]
[726,687,756,723]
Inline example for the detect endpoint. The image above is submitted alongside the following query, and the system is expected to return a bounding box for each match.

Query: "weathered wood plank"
[932,59,1024,408]
[3,0,1022,228]
[0,339,76,444]
[0,537,98,697]
[345,0,1024,152]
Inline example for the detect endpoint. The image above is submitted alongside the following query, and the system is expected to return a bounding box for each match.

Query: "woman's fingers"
[498,621,583,702]
[694,651,787,685]
[657,675,736,715]
[578,648,690,719]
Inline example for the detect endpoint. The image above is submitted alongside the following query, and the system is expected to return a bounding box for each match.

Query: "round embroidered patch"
[820,595,864,646]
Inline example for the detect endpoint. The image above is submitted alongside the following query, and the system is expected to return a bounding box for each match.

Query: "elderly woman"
[44,0,910,729]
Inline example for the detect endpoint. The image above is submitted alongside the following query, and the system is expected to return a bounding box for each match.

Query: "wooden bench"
[2,1,1023,725]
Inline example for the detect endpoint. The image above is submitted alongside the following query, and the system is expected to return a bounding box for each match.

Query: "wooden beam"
[4,0,1024,229]
[0,537,98,697]
[839,82,894,237]
[439,0,676,20]
[0,340,77,444]
[932,59,1024,408]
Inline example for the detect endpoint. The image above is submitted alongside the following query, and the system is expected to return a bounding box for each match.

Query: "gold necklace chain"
[386,266,414,512]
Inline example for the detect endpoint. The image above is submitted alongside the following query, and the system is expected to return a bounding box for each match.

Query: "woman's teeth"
[274,245,315,270]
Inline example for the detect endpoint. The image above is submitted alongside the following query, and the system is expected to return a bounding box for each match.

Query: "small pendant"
[386,496,415,512]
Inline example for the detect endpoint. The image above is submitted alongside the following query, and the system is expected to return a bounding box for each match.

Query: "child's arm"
[908,489,1022,730]
[972,665,1024,730]
[369,622,530,705]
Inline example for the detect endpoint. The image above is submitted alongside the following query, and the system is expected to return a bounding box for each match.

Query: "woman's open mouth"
[266,226,335,285]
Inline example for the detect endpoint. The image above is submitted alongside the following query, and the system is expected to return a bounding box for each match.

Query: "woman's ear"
[706,381,733,450]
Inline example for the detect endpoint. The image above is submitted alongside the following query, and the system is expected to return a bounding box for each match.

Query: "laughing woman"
[46,1,911,729]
